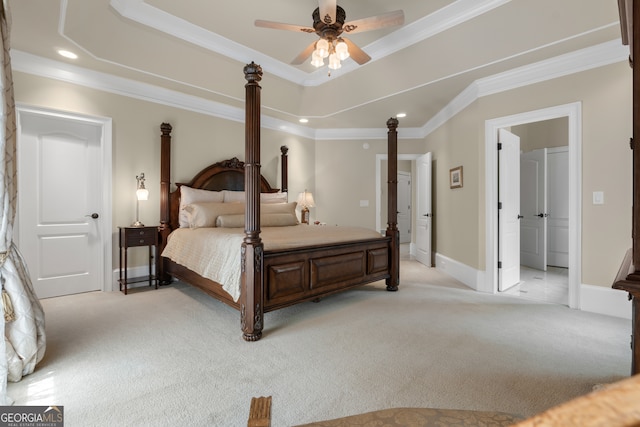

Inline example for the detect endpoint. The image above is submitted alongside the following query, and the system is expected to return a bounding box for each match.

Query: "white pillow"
[179,186,224,227]
[260,192,288,204]
[223,190,245,203]
[224,191,288,204]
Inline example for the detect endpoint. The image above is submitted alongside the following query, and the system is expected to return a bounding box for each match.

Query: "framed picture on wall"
[450,166,463,189]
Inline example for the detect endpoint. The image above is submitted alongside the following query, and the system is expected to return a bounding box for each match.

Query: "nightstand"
[118,226,158,295]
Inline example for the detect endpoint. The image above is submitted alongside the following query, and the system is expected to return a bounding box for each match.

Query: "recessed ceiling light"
[396,113,407,118]
[57,50,78,59]
[299,118,309,123]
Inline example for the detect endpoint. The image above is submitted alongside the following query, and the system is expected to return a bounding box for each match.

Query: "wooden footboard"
[263,237,391,311]
[165,237,391,314]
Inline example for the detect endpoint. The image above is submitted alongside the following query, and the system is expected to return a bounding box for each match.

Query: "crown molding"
[476,39,628,97]
[10,50,316,139]
[11,39,628,142]
[109,0,511,87]
[419,39,628,138]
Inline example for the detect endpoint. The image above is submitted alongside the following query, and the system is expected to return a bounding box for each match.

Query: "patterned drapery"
[0,0,46,404]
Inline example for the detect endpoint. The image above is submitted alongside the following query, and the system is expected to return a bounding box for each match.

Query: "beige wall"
[314,138,425,228]
[13,72,314,269]
[423,61,632,287]
[422,102,483,270]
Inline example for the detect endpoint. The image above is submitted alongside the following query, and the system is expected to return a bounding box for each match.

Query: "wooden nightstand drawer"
[124,227,157,247]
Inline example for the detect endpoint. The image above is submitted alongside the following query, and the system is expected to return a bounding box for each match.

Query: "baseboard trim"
[433,253,632,319]
[580,283,631,319]
[434,253,481,291]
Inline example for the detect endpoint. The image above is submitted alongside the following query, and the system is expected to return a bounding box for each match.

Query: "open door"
[397,171,411,244]
[416,152,432,267]
[520,148,547,271]
[498,129,521,291]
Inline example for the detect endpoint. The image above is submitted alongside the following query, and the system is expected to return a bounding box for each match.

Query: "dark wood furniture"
[613,0,640,375]
[157,62,400,341]
[118,226,158,295]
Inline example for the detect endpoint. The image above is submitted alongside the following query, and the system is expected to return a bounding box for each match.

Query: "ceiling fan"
[255,0,404,71]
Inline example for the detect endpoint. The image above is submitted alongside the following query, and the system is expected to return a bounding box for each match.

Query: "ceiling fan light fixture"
[335,39,349,60]
[315,38,329,58]
[328,52,341,70]
[311,50,324,67]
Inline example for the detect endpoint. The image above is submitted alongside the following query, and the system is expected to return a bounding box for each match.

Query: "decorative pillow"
[183,202,245,228]
[262,202,297,216]
[260,192,288,204]
[223,191,289,204]
[223,190,245,203]
[216,213,298,228]
[179,186,224,228]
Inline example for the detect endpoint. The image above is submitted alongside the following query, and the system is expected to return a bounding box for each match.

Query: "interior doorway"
[508,120,570,305]
[16,105,113,298]
[376,154,426,261]
[485,102,581,309]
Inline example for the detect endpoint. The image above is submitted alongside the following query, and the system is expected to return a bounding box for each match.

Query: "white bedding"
[161,225,384,302]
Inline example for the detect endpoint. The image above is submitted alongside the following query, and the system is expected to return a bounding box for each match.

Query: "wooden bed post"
[280,145,288,194]
[386,117,400,291]
[241,62,264,341]
[158,122,172,284]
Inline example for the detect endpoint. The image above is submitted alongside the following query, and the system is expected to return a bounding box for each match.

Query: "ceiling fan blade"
[291,41,317,65]
[342,38,371,65]
[318,0,337,24]
[255,19,314,34]
[343,10,404,34]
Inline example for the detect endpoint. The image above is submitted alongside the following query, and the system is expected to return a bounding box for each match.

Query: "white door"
[520,148,547,271]
[416,152,432,267]
[397,172,411,244]
[498,129,520,291]
[547,147,569,268]
[17,110,107,298]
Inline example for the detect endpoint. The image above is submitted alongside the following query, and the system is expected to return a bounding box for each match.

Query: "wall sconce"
[132,172,149,227]
[296,190,315,224]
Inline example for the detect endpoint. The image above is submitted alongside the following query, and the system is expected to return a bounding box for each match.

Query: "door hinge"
[497,142,502,150]
[498,261,502,269]
[630,137,634,150]
[498,202,502,209]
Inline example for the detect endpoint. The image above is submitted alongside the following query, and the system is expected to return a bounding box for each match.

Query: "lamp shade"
[136,188,149,201]
[296,191,315,208]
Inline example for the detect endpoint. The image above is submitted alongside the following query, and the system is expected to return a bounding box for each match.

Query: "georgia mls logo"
[0,405,64,427]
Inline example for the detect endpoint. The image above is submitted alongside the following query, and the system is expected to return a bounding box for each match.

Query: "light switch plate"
[360,200,369,207]
[593,191,604,205]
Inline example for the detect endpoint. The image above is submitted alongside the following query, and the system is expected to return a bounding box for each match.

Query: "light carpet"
[6,259,631,426]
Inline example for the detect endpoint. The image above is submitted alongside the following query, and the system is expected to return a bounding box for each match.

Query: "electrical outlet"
[359,200,369,207]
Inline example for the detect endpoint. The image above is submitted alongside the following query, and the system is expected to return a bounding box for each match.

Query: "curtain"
[0,0,46,404]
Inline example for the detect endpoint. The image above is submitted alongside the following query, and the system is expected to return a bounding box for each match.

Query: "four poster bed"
[157,62,400,341]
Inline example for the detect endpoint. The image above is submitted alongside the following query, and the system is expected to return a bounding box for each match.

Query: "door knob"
[517,215,524,219]
[536,213,548,218]
[85,213,99,219]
